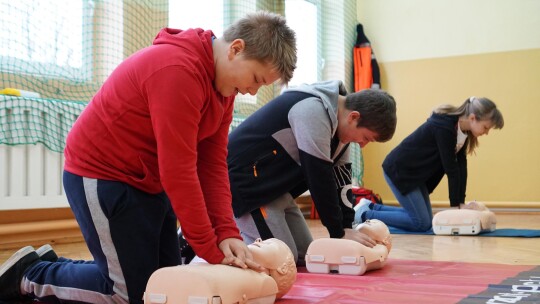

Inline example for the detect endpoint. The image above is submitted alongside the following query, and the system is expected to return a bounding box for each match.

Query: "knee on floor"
[411,222,432,232]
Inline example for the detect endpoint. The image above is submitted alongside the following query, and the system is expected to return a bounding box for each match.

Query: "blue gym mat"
[388,226,540,237]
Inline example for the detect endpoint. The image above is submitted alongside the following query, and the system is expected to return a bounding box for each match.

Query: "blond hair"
[434,97,504,154]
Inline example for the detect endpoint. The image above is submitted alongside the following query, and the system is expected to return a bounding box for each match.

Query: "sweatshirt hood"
[152,27,215,76]
[285,80,347,129]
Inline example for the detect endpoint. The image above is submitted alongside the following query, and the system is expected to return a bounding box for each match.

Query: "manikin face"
[356,219,392,251]
[356,219,388,238]
[337,111,378,148]
[467,114,494,138]
[248,238,297,299]
[248,238,292,270]
[249,238,282,258]
[214,39,281,97]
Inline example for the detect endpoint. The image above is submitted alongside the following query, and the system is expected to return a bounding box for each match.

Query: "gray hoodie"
[228,80,355,238]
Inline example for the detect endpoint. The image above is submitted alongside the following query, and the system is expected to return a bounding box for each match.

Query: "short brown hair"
[345,89,397,142]
[223,11,297,84]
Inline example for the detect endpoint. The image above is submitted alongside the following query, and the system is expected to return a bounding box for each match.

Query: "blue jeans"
[365,172,433,232]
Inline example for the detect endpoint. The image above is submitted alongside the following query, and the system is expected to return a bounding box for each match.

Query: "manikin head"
[248,238,297,299]
[464,201,488,211]
[355,219,392,252]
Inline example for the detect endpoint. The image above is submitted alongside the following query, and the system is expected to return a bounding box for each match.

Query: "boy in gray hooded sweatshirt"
[227,80,397,265]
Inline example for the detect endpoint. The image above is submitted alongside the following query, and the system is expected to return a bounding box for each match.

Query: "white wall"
[358,0,540,62]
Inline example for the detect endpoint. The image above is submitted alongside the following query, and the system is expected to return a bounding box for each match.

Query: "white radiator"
[0,96,84,210]
[0,144,68,210]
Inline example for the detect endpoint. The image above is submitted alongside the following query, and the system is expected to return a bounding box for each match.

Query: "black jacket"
[228,81,355,238]
[382,113,467,206]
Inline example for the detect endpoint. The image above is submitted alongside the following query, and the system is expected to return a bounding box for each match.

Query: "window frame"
[285,0,323,88]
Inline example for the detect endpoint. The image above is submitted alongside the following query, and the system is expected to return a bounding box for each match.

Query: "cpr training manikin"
[144,238,296,304]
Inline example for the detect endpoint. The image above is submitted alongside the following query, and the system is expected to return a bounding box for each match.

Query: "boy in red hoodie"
[0,11,296,303]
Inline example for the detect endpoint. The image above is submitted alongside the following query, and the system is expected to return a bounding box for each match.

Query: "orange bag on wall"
[354,46,373,92]
[354,23,380,92]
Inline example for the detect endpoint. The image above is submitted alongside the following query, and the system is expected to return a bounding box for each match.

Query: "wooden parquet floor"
[1,212,539,265]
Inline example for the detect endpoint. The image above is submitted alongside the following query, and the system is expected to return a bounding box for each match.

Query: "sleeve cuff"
[327,226,345,238]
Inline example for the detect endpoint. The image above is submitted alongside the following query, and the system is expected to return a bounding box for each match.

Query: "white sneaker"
[352,198,372,227]
[354,198,372,212]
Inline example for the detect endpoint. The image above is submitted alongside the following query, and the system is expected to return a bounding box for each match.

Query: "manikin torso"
[305,219,392,275]
[144,238,296,304]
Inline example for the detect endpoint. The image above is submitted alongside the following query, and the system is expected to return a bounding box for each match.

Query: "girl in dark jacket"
[354,97,504,232]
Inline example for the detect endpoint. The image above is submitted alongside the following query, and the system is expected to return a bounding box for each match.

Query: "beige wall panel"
[362,49,540,205]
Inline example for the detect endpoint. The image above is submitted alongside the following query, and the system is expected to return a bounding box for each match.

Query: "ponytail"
[434,97,504,154]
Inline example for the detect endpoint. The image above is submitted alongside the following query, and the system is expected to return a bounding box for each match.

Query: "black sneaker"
[0,246,40,300]
[177,228,195,265]
[36,244,58,262]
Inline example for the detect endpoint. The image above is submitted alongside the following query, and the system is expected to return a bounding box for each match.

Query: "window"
[168,0,224,37]
[168,1,261,104]
[285,0,320,87]
[0,0,90,80]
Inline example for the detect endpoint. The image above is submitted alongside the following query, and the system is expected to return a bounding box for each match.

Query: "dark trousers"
[22,171,181,303]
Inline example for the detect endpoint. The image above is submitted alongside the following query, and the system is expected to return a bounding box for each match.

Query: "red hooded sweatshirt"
[64,28,240,263]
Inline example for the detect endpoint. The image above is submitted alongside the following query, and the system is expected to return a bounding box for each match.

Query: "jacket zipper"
[253,150,277,177]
